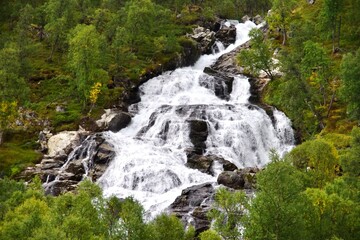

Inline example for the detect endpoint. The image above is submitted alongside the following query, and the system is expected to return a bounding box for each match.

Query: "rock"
[96,109,120,129]
[40,159,63,170]
[94,142,115,164]
[47,131,86,157]
[169,183,214,234]
[217,171,245,189]
[188,26,216,54]
[215,24,236,47]
[187,119,209,153]
[202,67,234,100]
[108,112,132,133]
[242,15,251,23]
[45,180,78,196]
[217,167,259,190]
[186,154,237,176]
[65,159,85,176]
[209,155,238,172]
[186,155,214,175]
[55,105,65,112]
[253,15,264,25]
[89,164,108,182]
[308,0,315,4]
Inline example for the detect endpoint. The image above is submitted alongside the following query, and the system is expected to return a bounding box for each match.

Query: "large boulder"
[186,155,213,175]
[108,112,132,133]
[217,167,259,190]
[217,171,245,189]
[215,24,236,47]
[188,26,216,54]
[47,131,87,158]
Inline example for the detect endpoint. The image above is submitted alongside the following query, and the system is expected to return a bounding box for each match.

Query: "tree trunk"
[337,16,341,50]
[282,28,287,45]
[0,130,3,145]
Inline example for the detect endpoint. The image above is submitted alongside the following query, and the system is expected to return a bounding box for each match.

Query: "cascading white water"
[98,21,294,216]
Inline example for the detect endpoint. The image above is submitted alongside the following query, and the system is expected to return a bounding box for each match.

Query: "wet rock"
[95,142,115,164]
[217,167,259,190]
[108,112,132,133]
[186,155,213,174]
[186,154,237,175]
[45,180,78,196]
[188,119,209,153]
[89,164,108,182]
[65,159,85,176]
[169,183,214,234]
[215,24,236,47]
[202,67,234,100]
[209,155,238,172]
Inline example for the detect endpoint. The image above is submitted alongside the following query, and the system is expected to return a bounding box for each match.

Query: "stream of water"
[98,21,294,216]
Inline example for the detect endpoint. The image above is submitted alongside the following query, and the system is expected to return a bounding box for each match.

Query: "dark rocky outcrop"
[169,183,214,234]
[108,112,132,133]
[187,119,209,154]
[188,26,216,54]
[202,67,234,100]
[186,153,238,176]
[217,167,259,190]
[215,24,236,47]
[186,154,213,175]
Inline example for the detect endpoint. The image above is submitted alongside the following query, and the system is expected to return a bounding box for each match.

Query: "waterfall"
[98,21,294,216]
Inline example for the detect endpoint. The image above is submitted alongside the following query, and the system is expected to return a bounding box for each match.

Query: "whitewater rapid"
[98,21,294,216]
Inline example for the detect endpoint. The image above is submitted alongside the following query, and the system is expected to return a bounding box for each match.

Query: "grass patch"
[0,132,42,177]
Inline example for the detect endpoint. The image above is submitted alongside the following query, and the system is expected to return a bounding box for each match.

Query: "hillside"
[0,0,359,239]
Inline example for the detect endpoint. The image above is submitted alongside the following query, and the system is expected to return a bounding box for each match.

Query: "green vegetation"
[0,178,195,240]
[0,0,271,174]
[1,0,360,239]
[246,0,360,139]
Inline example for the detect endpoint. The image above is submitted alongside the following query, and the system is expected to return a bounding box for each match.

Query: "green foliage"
[68,24,109,105]
[287,139,339,188]
[237,28,275,79]
[267,0,297,45]
[149,213,193,240]
[199,230,222,240]
[244,153,308,240]
[0,178,197,240]
[207,187,247,240]
[340,48,360,118]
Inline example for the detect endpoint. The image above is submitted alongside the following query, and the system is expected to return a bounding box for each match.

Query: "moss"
[0,132,42,177]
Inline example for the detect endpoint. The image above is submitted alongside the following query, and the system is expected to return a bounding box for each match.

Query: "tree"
[45,0,77,61]
[207,187,247,240]
[0,46,29,144]
[148,214,195,240]
[287,139,339,188]
[244,152,309,240]
[321,0,344,53]
[340,48,360,118]
[267,0,297,45]
[67,24,108,106]
[237,28,275,79]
